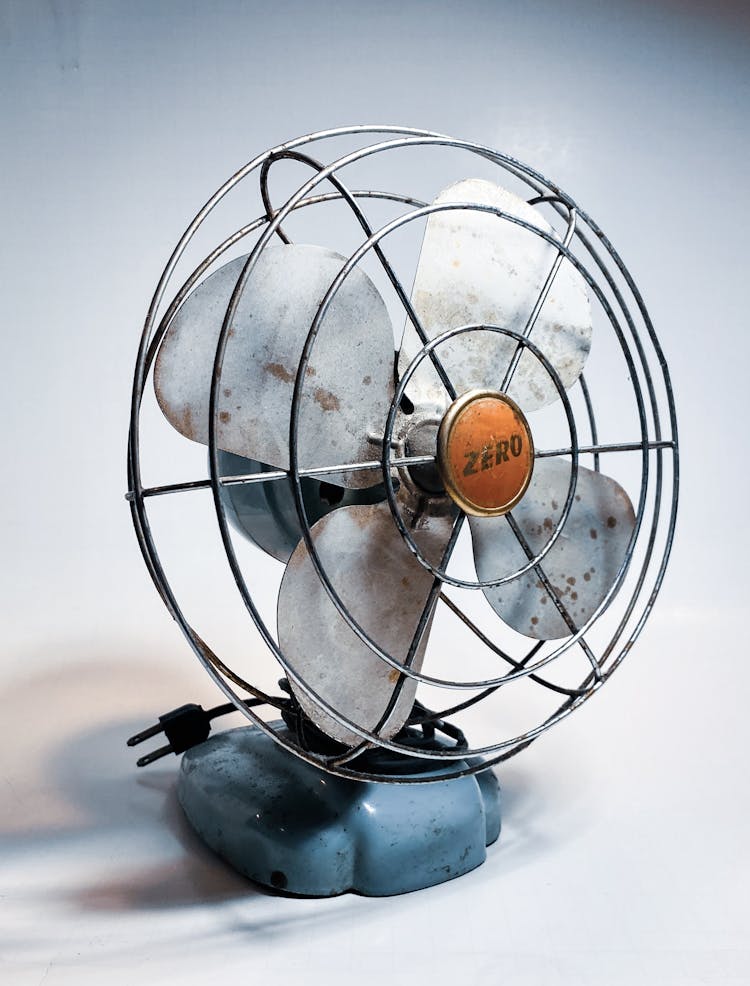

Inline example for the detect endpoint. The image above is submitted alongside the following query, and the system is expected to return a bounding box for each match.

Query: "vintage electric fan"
[127,126,678,896]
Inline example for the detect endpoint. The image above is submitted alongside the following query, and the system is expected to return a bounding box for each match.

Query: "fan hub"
[403,415,445,495]
[437,389,534,517]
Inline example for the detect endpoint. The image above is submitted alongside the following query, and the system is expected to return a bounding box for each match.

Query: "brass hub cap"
[437,390,534,517]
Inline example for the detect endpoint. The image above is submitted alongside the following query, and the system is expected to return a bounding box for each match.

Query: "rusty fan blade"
[154,243,395,489]
[277,501,454,745]
[398,179,592,410]
[470,459,635,640]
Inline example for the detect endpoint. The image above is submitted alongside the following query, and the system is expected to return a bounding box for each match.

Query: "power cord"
[127,690,466,766]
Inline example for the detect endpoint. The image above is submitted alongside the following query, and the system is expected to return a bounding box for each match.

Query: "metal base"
[178,724,501,897]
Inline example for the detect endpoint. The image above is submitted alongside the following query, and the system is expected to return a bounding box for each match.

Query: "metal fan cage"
[127,125,679,783]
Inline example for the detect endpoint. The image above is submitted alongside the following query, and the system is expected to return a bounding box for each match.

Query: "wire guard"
[127,126,679,784]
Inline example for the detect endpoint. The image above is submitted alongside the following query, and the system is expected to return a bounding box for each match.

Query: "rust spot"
[227,327,236,338]
[305,366,317,377]
[178,405,195,440]
[219,411,231,424]
[452,259,461,268]
[362,375,371,386]
[286,545,305,571]
[531,616,539,625]
[350,507,372,531]
[567,576,576,585]
[607,516,617,528]
[583,571,591,581]
[388,668,400,684]
[543,517,553,530]
[314,387,340,412]
[223,387,232,398]
[590,528,598,539]
[264,361,295,383]
[401,576,410,587]
[540,596,547,604]
[551,499,559,511]
[571,591,578,601]
[575,494,581,502]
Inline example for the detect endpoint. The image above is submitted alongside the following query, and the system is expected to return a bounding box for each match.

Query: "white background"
[1,1,748,984]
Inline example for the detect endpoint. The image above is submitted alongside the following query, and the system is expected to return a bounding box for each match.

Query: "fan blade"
[154,243,395,489]
[470,459,635,640]
[399,179,591,411]
[277,501,454,745]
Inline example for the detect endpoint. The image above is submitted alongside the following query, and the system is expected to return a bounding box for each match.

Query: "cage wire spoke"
[500,203,577,394]
[438,594,587,698]
[413,641,576,724]
[257,147,457,400]
[127,458,287,712]
[535,439,675,459]
[505,511,602,680]
[126,453,437,501]
[410,634,586,727]
[328,512,466,768]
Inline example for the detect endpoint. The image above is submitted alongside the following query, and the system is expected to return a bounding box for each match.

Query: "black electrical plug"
[127,703,212,766]
[127,696,278,766]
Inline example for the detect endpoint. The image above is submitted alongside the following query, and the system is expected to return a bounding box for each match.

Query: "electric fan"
[127,126,678,897]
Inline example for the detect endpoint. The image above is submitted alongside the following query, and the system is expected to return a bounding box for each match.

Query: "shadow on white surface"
[69,755,263,911]
[0,653,588,917]
[0,658,261,909]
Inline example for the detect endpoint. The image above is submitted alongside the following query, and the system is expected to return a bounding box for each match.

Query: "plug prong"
[136,744,172,767]
[127,722,165,747]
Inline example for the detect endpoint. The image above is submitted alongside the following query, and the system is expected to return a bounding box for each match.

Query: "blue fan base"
[178,725,501,897]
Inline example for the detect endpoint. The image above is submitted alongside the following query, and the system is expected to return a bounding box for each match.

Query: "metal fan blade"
[399,179,592,411]
[154,243,395,489]
[470,459,635,640]
[277,501,454,745]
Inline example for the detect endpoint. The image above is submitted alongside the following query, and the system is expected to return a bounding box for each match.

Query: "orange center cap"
[437,390,534,516]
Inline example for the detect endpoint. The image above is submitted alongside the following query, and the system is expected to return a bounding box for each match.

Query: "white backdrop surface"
[1,1,748,984]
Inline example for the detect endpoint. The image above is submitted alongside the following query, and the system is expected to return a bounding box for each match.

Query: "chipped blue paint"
[178,725,501,897]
